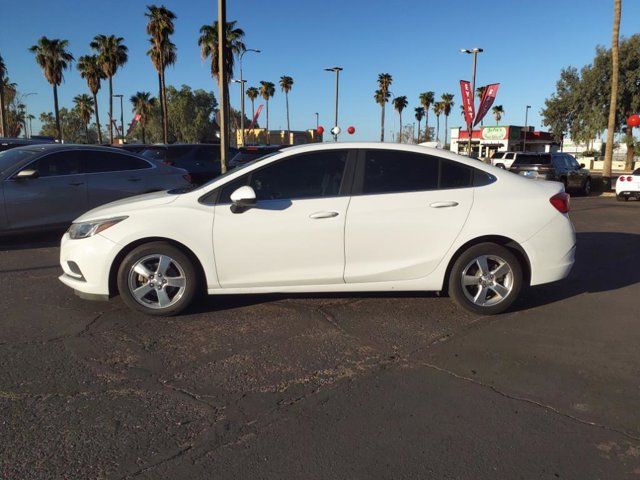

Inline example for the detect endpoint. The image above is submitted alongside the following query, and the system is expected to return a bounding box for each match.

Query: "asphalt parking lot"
[1,195,640,479]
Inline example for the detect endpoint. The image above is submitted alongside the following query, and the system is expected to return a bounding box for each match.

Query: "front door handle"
[128,178,142,182]
[309,211,339,219]
[430,201,459,208]
[68,182,84,186]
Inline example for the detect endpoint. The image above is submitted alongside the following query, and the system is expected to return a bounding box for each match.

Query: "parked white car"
[59,142,576,316]
[490,151,520,169]
[615,170,640,201]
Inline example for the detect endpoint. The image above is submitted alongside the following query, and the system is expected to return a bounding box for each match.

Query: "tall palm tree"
[145,5,176,144]
[492,105,504,125]
[90,34,128,144]
[392,96,408,143]
[73,93,94,143]
[419,92,434,141]
[77,54,106,144]
[433,102,444,142]
[0,54,6,137]
[440,93,455,146]
[377,73,393,141]
[279,75,294,143]
[604,0,622,185]
[29,37,74,142]
[130,91,156,144]
[414,107,425,142]
[259,81,275,144]
[246,86,259,121]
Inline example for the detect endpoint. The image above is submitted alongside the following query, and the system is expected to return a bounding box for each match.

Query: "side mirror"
[14,169,39,180]
[579,163,585,169]
[230,185,256,212]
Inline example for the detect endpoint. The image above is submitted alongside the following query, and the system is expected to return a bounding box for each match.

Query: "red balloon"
[627,114,640,127]
[317,126,324,135]
[347,126,355,134]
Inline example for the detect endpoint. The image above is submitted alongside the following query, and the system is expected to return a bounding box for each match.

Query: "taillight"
[550,192,570,214]
[183,174,193,184]
[627,176,633,182]
[619,176,626,182]
[163,160,175,166]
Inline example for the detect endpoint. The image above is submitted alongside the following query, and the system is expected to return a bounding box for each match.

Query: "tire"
[496,163,506,169]
[117,241,199,316]
[582,178,592,196]
[448,243,523,315]
[616,194,628,202]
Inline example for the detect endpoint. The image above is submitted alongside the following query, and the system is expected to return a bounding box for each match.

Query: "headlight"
[68,216,128,239]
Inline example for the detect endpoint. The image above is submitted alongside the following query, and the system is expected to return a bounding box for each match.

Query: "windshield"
[0,148,40,174]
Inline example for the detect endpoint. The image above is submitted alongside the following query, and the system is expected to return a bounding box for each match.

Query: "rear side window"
[440,159,473,189]
[362,150,439,194]
[84,151,152,173]
[512,153,548,166]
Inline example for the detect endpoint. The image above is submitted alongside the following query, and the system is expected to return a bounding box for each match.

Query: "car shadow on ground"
[0,230,65,251]
[515,231,640,311]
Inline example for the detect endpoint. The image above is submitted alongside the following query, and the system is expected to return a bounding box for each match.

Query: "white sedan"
[59,142,576,316]
[616,170,640,201]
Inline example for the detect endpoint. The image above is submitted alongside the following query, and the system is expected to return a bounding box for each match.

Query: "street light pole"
[22,92,36,139]
[112,94,124,142]
[238,48,260,147]
[325,67,343,142]
[523,105,531,152]
[461,48,483,158]
[315,112,319,130]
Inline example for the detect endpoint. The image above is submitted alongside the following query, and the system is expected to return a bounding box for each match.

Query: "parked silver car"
[0,144,193,235]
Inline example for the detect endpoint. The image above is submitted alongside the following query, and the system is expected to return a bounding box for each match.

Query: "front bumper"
[59,232,120,298]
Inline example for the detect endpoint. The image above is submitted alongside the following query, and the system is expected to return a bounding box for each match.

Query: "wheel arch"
[442,235,531,294]
[108,236,208,297]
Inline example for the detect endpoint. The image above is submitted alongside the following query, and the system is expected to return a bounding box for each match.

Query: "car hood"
[74,190,178,222]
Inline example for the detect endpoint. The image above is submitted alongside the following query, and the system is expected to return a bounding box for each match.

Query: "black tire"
[448,243,523,315]
[117,241,199,316]
[581,178,592,196]
[616,194,628,202]
[496,163,506,169]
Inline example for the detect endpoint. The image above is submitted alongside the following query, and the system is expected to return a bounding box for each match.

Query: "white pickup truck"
[490,151,519,169]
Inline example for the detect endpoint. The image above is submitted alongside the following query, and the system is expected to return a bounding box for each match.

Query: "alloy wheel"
[128,254,187,309]
[460,254,514,307]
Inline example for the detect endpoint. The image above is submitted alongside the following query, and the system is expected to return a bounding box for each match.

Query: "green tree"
[73,93,94,143]
[419,91,435,140]
[90,34,128,144]
[279,75,294,143]
[441,93,455,146]
[146,5,177,144]
[492,105,504,125]
[377,73,393,141]
[392,95,408,143]
[414,106,425,142]
[39,107,99,143]
[259,81,275,142]
[130,91,156,144]
[29,37,74,142]
[77,54,106,143]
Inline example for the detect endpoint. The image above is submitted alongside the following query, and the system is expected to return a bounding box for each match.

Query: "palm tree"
[492,105,504,125]
[377,73,393,141]
[279,75,294,143]
[90,34,128,144]
[259,81,275,144]
[419,91,435,141]
[604,0,621,185]
[433,102,444,142]
[130,91,156,144]
[77,54,106,144]
[29,37,74,142]
[392,96,408,143]
[0,54,7,137]
[414,107,425,142]
[246,86,259,121]
[440,93,455,146]
[145,5,177,144]
[73,94,94,143]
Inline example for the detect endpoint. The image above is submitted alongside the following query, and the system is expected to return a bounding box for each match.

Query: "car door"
[84,150,154,209]
[344,149,474,283]
[3,150,88,230]
[213,149,353,287]
[564,154,585,189]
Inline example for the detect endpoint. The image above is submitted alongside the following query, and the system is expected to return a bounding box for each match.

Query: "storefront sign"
[482,126,508,140]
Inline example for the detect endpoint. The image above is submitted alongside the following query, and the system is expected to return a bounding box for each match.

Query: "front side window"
[29,151,82,177]
[362,150,439,194]
[85,151,152,173]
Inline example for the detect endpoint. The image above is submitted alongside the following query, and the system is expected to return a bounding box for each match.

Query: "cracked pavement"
[1,196,640,479]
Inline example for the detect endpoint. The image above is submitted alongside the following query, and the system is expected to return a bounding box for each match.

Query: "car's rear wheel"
[117,242,199,316]
[616,194,628,202]
[582,178,592,196]
[448,243,523,315]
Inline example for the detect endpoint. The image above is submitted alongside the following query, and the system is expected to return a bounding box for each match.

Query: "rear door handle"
[127,178,142,182]
[309,211,339,219]
[430,201,459,208]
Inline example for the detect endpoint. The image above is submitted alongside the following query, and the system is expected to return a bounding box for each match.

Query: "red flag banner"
[459,80,475,129]
[248,104,264,130]
[473,83,500,127]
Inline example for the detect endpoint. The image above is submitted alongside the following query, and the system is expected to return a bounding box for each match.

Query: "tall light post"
[315,112,319,130]
[523,105,531,152]
[460,48,483,157]
[238,48,260,147]
[324,67,343,142]
[113,94,124,141]
[22,92,37,138]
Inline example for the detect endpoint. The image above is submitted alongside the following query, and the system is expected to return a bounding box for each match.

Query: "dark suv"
[140,144,238,185]
[509,152,591,195]
[228,145,287,169]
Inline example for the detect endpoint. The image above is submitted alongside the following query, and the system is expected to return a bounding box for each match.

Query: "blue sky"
[1,0,639,142]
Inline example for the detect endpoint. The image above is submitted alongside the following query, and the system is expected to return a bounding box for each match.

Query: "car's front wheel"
[117,241,199,316]
[448,243,523,315]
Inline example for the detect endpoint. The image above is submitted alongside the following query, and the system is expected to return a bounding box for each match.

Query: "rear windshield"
[634,168,640,175]
[512,153,551,166]
[0,148,40,174]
